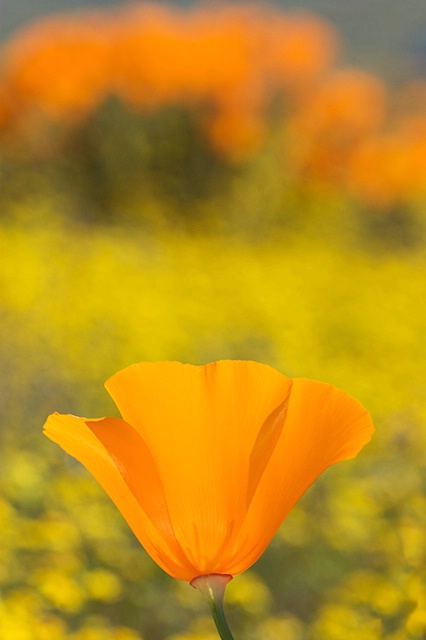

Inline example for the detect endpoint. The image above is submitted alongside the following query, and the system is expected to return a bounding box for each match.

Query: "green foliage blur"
[1,10,426,640]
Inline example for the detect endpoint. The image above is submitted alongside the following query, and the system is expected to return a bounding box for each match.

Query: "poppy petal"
[43,412,198,579]
[222,378,374,574]
[105,360,292,574]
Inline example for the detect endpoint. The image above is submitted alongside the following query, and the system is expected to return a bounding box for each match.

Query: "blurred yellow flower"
[44,360,373,582]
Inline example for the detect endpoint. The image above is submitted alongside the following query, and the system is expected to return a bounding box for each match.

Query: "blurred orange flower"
[43,360,373,582]
[288,69,387,182]
[347,115,426,209]
[0,10,112,121]
[0,3,338,158]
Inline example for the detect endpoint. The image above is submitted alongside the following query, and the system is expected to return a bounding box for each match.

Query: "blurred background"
[0,1,425,639]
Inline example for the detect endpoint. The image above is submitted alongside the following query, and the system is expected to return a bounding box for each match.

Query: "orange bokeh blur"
[0,3,338,159]
[0,10,113,121]
[347,116,426,209]
[0,2,425,209]
[288,69,387,182]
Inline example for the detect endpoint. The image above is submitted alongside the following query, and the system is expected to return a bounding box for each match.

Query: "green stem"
[190,574,235,640]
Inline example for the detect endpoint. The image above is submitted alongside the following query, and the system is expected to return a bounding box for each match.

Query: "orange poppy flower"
[43,360,374,582]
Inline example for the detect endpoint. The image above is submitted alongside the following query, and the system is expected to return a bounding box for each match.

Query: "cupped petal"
[43,413,198,580]
[222,378,375,575]
[105,360,293,574]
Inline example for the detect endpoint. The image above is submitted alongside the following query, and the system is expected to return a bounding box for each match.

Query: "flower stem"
[190,574,235,640]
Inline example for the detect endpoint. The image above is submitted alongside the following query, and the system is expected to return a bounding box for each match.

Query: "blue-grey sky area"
[0,0,425,81]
